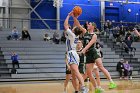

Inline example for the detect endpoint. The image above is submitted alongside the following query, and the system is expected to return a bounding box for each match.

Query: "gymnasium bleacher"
[0,29,139,81]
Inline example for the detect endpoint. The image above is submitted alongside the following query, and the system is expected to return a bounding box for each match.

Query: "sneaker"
[109,82,117,89]
[124,77,128,80]
[81,86,89,93]
[130,76,132,80]
[74,91,79,93]
[95,88,104,93]
[119,77,122,80]
[98,87,104,92]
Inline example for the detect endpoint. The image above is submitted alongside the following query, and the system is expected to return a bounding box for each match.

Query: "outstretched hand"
[68,11,79,18]
[81,49,86,55]
[68,11,74,17]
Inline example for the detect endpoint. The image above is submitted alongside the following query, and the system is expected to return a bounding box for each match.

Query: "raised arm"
[64,14,70,30]
[73,16,87,34]
[134,28,140,37]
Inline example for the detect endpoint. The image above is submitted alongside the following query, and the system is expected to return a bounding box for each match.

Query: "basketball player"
[73,17,117,89]
[64,52,79,93]
[64,12,89,93]
[76,40,85,76]
[77,40,104,93]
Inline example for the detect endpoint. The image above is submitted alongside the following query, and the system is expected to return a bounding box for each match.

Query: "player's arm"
[134,28,140,37]
[64,15,70,30]
[73,16,87,34]
[82,34,97,54]
[64,12,73,30]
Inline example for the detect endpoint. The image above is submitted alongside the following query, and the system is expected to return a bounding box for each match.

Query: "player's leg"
[70,64,88,93]
[71,71,79,93]
[64,74,71,92]
[93,68,104,92]
[95,58,117,89]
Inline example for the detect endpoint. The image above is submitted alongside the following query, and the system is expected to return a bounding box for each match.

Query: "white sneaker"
[119,77,122,80]
[98,87,105,92]
[81,86,89,93]
[130,76,132,80]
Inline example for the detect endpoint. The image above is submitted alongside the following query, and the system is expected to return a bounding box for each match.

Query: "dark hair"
[96,42,100,49]
[74,27,82,36]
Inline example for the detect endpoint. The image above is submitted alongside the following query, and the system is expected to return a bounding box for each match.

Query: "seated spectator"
[22,27,31,40]
[11,68,17,74]
[125,31,131,39]
[11,52,19,68]
[11,26,19,40]
[116,59,125,79]
[123,60,133,80]
[43,32,50,41]
[124,35,136,53]
[112,26,120,39]
[119,25,125,36]
[116,34,124,46]
[61,31,66,43]
[95,42,103,58]
[53,31,60,44]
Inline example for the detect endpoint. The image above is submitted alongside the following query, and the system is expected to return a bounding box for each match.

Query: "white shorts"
[67,50,79,65]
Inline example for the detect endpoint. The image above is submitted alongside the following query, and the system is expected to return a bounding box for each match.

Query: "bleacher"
[99,35,140,75]
[0,29,139,81]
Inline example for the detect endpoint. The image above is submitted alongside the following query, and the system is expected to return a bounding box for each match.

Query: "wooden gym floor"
[0,79,140,93]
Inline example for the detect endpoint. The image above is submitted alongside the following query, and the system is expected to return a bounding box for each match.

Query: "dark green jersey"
[83,32,100,63]
[77,48,85,74]
[83,32,95,50]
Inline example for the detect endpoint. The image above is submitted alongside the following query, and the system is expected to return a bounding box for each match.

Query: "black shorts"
[86,48,100,64]
[66,65,71,74]
[79,64,85,74]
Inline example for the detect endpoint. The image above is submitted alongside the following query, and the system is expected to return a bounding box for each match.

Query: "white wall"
[10,0,30,29]
[0,0,3,6]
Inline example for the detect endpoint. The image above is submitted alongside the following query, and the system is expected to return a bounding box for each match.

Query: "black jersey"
[77,48,84,65]
[83,32,95,50]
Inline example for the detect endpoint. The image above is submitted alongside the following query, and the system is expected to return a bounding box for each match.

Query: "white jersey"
[65,28,79,52]
[65,28,79,65]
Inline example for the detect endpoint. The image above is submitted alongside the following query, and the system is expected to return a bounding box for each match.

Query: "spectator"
[104,22,108,31]
[124,35,136,53]
[53,31,60,44]
[123,60,133,80]
[116,34,124,46]
[22,27,31,40]
[11,26,19,40]
[119,25,125,36]
[108,21,112,30]
[125,31,131,40]
[43,32,50,41]
[60,31,66,43]
[116,59,125,79]
[11,52,19,68]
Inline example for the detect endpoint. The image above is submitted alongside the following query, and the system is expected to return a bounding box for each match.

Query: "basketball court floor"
[0,79,140,93]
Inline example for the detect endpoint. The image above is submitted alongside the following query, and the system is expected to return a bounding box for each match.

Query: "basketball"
[73,6,82,17]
